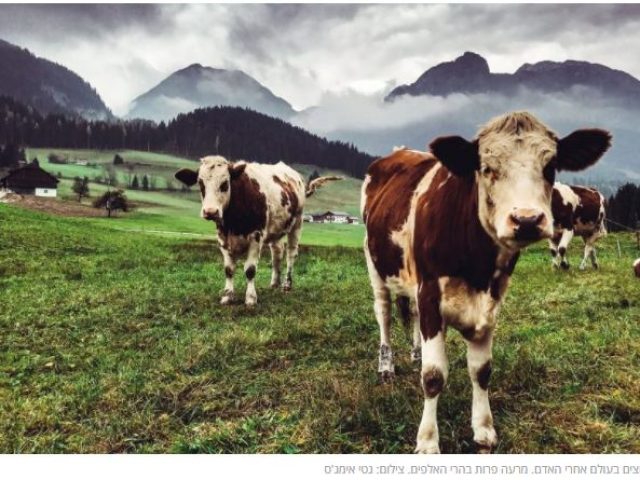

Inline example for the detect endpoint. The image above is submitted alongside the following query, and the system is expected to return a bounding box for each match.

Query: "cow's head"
[430,111,611,251]
[174,155,246,224]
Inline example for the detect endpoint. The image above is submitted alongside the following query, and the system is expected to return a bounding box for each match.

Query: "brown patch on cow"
[363,149,436,279]
[224,266,233,278]
[254,231,262,242]
[418,280,444,339]
[551,187,574,230]
[422,367,445,398]
[490,254,518,300]
[477,361,492,390]
[414,170,502,293]
[273,175,301,230]
[245,265,256,280]
[221,172,267,236]
[571,186,602,227]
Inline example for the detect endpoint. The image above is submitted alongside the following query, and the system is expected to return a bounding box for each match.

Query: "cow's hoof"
[410,348,421,363]
[270,282,281,289]
[476,444,493,454]
[593,263,600,270]
[245,297,257,307]
[414,442,440,454]
[473,426,497,453]
[220,295,234,305]
[282,284,292,292]
[378,370,395,384]
[560,262,570,270]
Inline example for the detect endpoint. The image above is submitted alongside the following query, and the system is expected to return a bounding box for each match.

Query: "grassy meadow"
[24,149,364,239]
[1,202,639,453]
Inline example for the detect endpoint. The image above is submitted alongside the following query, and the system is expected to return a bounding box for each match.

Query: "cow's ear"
[429,136,479,177]
[556,129,611,172]
[229,162,246,180]
[175,168,198,186]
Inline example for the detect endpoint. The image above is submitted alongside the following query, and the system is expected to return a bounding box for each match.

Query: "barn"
[0,162,59,197]
[306,211,360,224]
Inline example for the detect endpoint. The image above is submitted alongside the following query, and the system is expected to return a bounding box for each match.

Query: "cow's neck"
[220,172,267,237]
[416,172,518,292]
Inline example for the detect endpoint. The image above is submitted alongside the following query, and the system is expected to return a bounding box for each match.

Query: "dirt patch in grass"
[1,193,105,217]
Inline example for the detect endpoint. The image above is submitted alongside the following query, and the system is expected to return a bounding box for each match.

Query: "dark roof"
[1,163,59,189]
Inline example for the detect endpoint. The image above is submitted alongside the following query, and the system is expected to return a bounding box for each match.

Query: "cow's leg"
[580,234,599,270]
[364,238,394,382]
[416,280,447,454]
[220,247,236,305]
[548,237,560,268]
[396,296,421,363]
[411,299,421,363]
[269,241,284,288]
[283,216,302,291]
[466,331,497,453]
[244,239,262,306]
[557,229,574,270]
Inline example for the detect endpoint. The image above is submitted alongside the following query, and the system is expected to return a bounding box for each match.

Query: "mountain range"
[1,37,639,182]
[386,51,640,107]
[0,39,112,120]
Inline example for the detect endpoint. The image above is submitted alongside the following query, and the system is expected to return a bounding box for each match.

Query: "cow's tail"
[305,175,343,197]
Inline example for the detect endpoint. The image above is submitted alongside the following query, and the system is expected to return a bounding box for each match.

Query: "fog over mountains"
[294,52,640,181]
[127,64,295,122]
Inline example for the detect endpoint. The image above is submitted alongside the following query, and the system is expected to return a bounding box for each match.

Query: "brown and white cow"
[361,111,611,454]
[549,182,607,270]
[175,156,340,306]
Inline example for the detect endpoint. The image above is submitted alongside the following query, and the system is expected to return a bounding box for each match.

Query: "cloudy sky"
[2,3,640,116]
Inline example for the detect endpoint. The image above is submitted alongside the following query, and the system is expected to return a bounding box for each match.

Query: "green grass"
[2,205,639,454]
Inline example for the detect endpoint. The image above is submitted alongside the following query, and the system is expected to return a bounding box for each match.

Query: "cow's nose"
[203,209,221,222]
[509,208,548,241]
[510,211,545,228]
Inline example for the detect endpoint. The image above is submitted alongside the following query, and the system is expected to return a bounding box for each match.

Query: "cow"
[175,156,340,306]
[361,111,611,454]
[549,183,607,270]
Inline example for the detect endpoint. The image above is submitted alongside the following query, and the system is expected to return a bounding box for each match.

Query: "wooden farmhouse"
[0,162,59,197]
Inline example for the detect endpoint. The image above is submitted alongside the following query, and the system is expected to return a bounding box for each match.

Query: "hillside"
[0,38,112,120]
[21,147,363,237]
[0,97,373,179]
[128,64,295,122]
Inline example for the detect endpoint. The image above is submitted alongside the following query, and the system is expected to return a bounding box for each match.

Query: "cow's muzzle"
[508,208,550,242]
[202,208,222,223]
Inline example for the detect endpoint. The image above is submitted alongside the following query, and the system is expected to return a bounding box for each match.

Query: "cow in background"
[550,183,607,270]
[361,112,610,453]
[176,156,340,306]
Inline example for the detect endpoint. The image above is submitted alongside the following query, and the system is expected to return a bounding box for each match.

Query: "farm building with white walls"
[306,211,360,224]
[0,162,59,197]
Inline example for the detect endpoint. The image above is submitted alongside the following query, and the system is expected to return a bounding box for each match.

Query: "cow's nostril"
[203,210,221,221]
[511,212,545,227]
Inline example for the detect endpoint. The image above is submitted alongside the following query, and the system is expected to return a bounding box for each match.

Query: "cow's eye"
[220,180,229,192]
[482,166,493,176]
